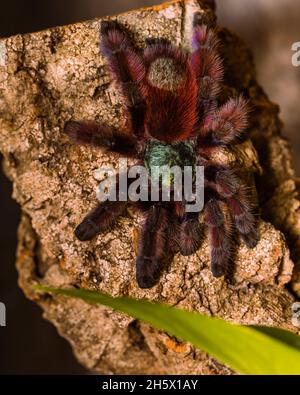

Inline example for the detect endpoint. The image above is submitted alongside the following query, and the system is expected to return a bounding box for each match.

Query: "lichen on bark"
[0,0,300,374]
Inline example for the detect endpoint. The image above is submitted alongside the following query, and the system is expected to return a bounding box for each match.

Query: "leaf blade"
[34,285,300,375]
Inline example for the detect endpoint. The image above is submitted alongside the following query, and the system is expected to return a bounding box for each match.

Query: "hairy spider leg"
[178,212,203,256]
[136,204,170,288]
[204,164,258,248]
[101,20,147,139]
[191,20,223,124]
[204,197,233,277]
[75,200,126,241]
[64,120,138,156]
[198,96,248,149]
[168,201,203,256]
[75,169,144,241]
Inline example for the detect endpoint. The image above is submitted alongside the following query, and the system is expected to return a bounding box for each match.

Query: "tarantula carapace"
[64,15,258,288]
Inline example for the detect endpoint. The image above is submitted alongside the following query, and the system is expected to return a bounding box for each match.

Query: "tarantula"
[64,15,258,288]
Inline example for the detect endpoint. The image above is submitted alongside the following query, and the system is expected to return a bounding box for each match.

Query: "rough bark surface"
[1,0,300,374]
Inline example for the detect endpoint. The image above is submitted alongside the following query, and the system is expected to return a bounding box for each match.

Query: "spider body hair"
[144,44,198,142]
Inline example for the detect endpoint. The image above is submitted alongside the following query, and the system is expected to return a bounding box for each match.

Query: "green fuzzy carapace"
[144,140,196,186]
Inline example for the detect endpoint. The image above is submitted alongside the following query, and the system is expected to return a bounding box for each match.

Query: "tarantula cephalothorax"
[64,15,258,288]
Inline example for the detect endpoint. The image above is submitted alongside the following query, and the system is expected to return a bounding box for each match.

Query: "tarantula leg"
[200,96,248,146]
[193,11,216,30]
[178,212,202,256]
[206,165,258,248]
[100,21,147,137]
[64,120,137,156]
[75,169,143,241]
[191,20,223,119]
[165,201,202,256]
[171,202,202,256]
[227,187,258,248]
[216,171,258,248]
[205,199,232,277]
[161,202,180,255]
[75,201,126,241]
[136,205,169,288]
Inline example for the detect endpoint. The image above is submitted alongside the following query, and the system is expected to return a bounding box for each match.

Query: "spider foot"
[75,219,100,241]
[241,229,259,249]
[64,120,80,140]
[64,120,117,149]
[100,20,120,35]
[211,261,226,278]
[193,12,216,29]
[136,256,162,289]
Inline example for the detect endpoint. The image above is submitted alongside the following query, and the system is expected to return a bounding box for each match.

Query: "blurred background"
[0,0,299,374]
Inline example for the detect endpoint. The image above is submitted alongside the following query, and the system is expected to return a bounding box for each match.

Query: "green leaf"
[252,325,300,351]
[34,285,300,375]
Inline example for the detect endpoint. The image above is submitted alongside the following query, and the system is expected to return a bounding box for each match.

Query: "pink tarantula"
[64,15,258,288]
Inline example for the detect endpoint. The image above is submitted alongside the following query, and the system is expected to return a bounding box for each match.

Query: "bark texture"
[0,0,300,374]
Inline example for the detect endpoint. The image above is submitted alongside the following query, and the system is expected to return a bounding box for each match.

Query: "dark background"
[0,0,299,374]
